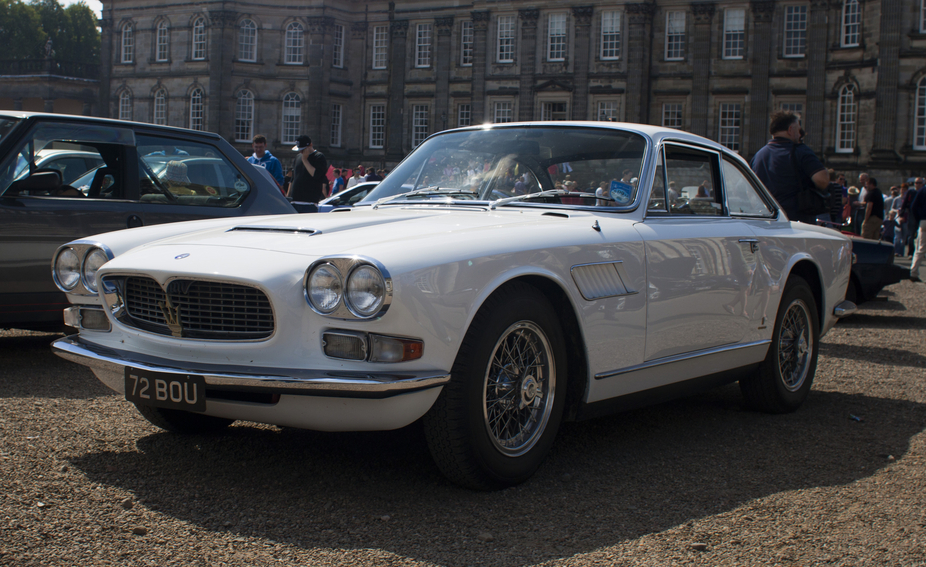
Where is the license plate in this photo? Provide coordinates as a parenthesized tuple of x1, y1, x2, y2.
(124, 368, 206, 412)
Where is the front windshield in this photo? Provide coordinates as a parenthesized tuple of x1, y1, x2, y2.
(361, 126, 647, 207)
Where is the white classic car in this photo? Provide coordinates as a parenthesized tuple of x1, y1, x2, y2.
(51, 122, 855, 489)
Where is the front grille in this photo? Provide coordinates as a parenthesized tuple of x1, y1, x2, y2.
(120, 276, 274, 340)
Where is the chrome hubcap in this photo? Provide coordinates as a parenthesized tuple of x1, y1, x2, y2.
(778, 299, 813, 392)
(483, 321, 555, 457)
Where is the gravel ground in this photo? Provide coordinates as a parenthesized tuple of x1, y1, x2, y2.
(1, 280, 925, 567)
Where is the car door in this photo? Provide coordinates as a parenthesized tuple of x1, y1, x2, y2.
(635, 142, 762, 361)
(0, 121, 141, 329)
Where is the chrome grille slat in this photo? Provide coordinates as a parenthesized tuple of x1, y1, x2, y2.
(120, 276, 274, 340)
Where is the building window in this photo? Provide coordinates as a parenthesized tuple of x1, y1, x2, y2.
(836, 85, 857, 153)
(330, 104, 342, 147)
(412, 105, 429, 147)
(156, 21, 169, 62)
(457, 103, 471, 127)
(548, 13, 567, 61)
(461, 21, 474, 66)
(781, 102, 803, 116)
(285, 23, 304, 64)
(281, 93, 301, 144)
(333, 24, 345, 68)
(153, 89, 167, 125)
(494, 101, 513, 123)
(416, 23, 432, 68)
(373, 25, 388, 69)
(189, 88, 204, 130)
(541, 101, 568, 120)
(784, 6, 807, 58)
(121, 23, 134, 63)
(921, 0, 926, 33)
(597, 101, 620, 121)
(600, 11, 621, 60)
(723, 9, 745, 59)
(118, 91, 132, 121)
(497, 15, 515, 63)
(718, 103, 741, 152)
(234, 91, 254, 143)
(192, 18, 206, 60)
(841, 0, 860, 47)
(238, 19, 257, 62)
(915, 78, 926, 149)
(665, 11, 685, 61)
(662, 103, 684, 128)
(370, 105, 385, 148)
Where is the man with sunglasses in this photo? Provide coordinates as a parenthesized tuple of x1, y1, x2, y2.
(750, 111, 829, 224)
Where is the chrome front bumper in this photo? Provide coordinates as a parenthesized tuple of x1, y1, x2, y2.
(52, 335, 451, 399)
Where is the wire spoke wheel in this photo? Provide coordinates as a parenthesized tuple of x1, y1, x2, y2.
(777, 299, 812, 392)
(483, 321, 555, 457)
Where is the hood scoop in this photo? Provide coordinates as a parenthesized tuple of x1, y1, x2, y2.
(227, 226, 319, 235)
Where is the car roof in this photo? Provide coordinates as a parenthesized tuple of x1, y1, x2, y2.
(0, 111, 225, 142)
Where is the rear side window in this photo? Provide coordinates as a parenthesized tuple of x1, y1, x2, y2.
(722, 158, 775, 217)
(663, 144, 723, 217)
(136, 135, 251, 207)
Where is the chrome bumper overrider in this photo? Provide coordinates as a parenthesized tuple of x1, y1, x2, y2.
(52, 335, 450, 399)
(833, 300, 857, 318)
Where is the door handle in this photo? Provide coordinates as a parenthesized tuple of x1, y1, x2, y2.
(739, 238, 759, 253)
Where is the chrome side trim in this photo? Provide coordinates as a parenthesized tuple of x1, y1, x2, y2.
(595, 340, 772, 380)
(833, 300, 857, 318)
(52, 335, 449, 399)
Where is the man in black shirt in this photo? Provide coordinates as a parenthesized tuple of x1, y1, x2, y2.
(861, 177, 885, 240)
(750, 111, 829, 223)
(287, 135, 328, 204)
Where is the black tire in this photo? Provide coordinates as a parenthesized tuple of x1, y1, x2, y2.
(740, 276, 819, 413)
(845, 276, 860, 305)
(133, 403, 234, 433)
(424, 282, 567, 490)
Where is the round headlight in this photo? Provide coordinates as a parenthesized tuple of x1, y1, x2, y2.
(54, 248, 81, 291)
(307, 263, 342, 313)
(346, 265, 385, 317)
(81, 248, 109, 293)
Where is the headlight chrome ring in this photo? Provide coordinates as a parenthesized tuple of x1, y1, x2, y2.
(303, 256, 392, 320)
(305, 262, 343, 314)
(53, 247, 81, 291)
(345, 264, 386, 318)
(81, 247, 110, 293)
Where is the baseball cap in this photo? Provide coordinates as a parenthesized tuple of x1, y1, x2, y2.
(292, 135, 312, 152)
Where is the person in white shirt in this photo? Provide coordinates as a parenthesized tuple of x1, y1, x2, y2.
(346, 169, 363, 189)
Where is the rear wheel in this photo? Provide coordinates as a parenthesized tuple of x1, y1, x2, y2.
(133, 403, 234, 433)
(424, 283, 567, 490)
(740, 276, 819, 413)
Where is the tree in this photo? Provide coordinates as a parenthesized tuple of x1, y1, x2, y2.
(32, 0, 99, 63)
(0, 0, 46, 59)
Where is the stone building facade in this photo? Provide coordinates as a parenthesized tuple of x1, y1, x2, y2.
(100, 0, 926, 181)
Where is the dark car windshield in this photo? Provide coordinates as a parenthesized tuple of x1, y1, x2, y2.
(361, 126, 647, 208)
(0, 117, 20, 143)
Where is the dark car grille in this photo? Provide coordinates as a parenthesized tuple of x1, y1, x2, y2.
(120, 277, 274, 340)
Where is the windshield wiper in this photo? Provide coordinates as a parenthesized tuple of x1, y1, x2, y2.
(490, 189, 568, 209)
(371, 186, 477, 209)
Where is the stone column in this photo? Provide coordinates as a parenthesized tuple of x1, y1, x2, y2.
(572, 6, 593, 120)
(99, 16, 113, 117)
(435, 16, 454, 132)
(208, 10, 236, 139)
(349, 22, 368, 158)
(386, 19, 408, 160)
(518, 9, 539, 121)
(471, 11, 490, 124)
(690, 3, 715, 137)
(625, 2, 656, 124)
(871, 0, 903, 162)
(307, 16, 335, 153)
(748, 0, 775, 158)
(804, 0, 828, 154)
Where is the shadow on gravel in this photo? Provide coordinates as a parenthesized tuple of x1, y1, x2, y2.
(819, 343, 926, 368)
(70, 386, 926, 566)
(836, 313, 926, 330)
(0, 332, 111, 399)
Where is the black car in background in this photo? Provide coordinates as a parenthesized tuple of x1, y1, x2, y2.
(0, 112, 295, 332)
(846, 235, 909, 304)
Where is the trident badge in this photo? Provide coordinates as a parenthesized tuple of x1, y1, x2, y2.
(159, 297, 183, 337)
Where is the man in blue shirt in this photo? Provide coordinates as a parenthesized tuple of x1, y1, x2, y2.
(750, 111, 829, 224)
(247, 134, 284, 188)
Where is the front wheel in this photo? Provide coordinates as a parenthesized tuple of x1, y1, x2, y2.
(424, 283, 567, 490)
(740, 276, 819, 413)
